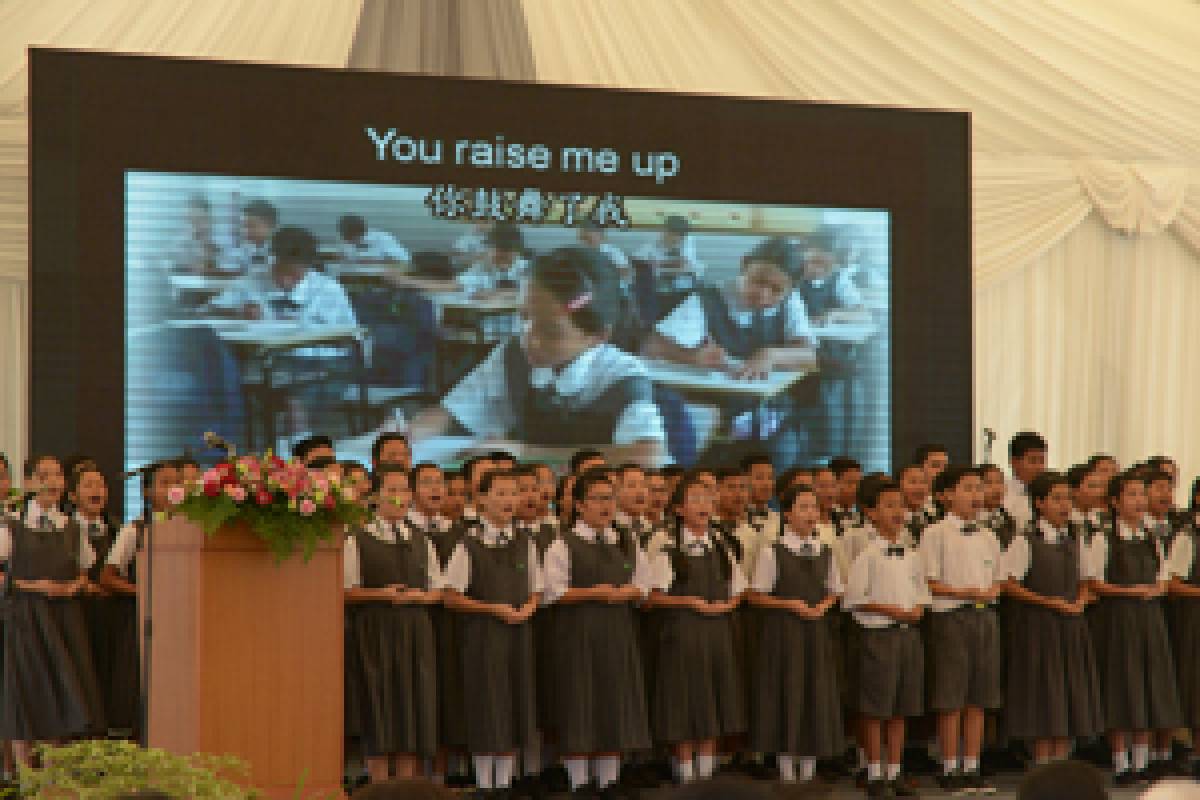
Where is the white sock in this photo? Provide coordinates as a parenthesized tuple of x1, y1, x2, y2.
(696, 753, 716, 779)
(594, 757, 620, 788)
(494, 755, 515, 789)
(867, 762, 883, 781)
(777, 755, 796, 782)
(524, 733, 542, 776)
(565, 758, 589, 790)
(943, 758, 959, 775)
(677, 760, 695, 783)
(799, 757, 817, 782)
(473, 755, 494, 789)
(1113, 750, 1130, 773)
(1035, 755, 1051, 766)
(963, 756, 979, 774)
(887, 763, 902, 781)
(1133, 744, 1149, 771)
(857, 746, 868, 770)
(1153, 748, 1170, 762)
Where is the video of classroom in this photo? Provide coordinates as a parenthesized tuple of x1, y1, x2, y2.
(125, 172, 890, 482)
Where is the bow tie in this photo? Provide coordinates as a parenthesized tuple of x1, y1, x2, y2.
(961, 523, 979, 536)
(796, 540, 818, 555)
(88, 522, 105, 538)
(886, 545, 906, 558)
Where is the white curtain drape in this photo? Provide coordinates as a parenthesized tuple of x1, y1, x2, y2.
(2, 0, 1199, 486)
(0, 0, 364, 475)
(519, 0, 1200, 483)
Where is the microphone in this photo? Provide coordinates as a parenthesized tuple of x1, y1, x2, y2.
(203, 432, 237, 458)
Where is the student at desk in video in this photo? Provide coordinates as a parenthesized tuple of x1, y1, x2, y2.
(225, 199, 279, 282)
(167, 194, 228, 276)
(643, 236, 817, 464)
(210, 226, 357, 330)
(456, 221, 530, 296)
(407, 246, 667, 466)
(631, 215, 705, 323)
(795, 227, 869, 460)
(209, 226, 358, 440)
(336, 215, 411, 266)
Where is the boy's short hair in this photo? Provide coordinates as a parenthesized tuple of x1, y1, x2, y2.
(1009, 431, 1048, 460)
(242, 199, 278, 225)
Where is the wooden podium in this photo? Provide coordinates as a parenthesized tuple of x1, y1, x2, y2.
(140, 518, 344, 798)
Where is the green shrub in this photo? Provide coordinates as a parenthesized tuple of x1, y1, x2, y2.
(16, 740, 259, 799)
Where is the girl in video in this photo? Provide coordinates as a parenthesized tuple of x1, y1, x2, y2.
(408, 246, 667, 466)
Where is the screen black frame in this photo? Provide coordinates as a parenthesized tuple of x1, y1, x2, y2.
(30, 47, 972, 488)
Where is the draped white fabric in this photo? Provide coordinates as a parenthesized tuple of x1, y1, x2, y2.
(520, 0, 1200, 482)
(2, 0, 1199, 485)
(0, 0, 364, 473)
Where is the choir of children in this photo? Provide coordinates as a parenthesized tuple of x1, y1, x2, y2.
(2, 431, 1199, 798)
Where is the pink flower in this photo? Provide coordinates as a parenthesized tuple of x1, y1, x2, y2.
(224, 484, 247, 503)
(202, 468, 222, 485)
(167, 486, 187, 506)
(298, 498, 317, 516)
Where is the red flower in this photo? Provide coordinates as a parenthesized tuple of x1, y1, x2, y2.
(323, 494, 335, 510)
(256, 490, 273, 506)
(203, 481, 221, 498)
(217, 462, 235, 479)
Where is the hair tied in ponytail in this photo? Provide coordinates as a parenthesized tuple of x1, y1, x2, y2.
(565, 292, 592, 312)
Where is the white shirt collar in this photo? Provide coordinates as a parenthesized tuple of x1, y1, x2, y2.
(407, 508, 448, 531)
(529, 343, 603, 395)
(75, 512, 107, 534)
(723, 279, 783, 326)
(1116, 519, 1146, 541)
(25, 499, 66, 529)
(368, 516, 410, 541)
(475, 518, 515, 545)
(573, 520, 619, 544)
(779, 529, 823, 553)
(679, 526, 712, 552)
(1037, 518, 1066, 543)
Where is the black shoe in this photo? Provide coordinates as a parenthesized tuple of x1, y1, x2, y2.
(568, 780, 599, 798)
(853, 768, 868, 789)
(447, 773, 475, 789)
(620, 764, 661, 789)
(1112, 770, 1139, 788)
(541, 765, 570, 793)
(512, 775, 546, 800)
(866, 778, 896, 798)
(889, 776, 918, 797)
(967, 772, 996, 795)
(743, 761, 778, 780)
(935, 770, 965, 793)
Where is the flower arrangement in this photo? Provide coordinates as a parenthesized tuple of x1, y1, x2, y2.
(168, 450, 365, 562)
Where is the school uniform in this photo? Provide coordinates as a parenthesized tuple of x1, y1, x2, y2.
(1001, 519, 1104, 740)
(73, 513, 132, 738)
(431, 517, 472, 752)
(343, 517, 440, 757)
(517, 515, 560, 740)
(654, 282, 816, 444)
(843, 538, 929, 719)
(1003, 478, 1034, 534)
(455, 255, 531, 295)
(103, 517, 148, 738)
(444, 520, 542, 754)
(919, 514, 1004, 712)
(442, 340, 666, 448)
(542, 522, 653, 755)
(0, 517, 105, 739)
(649, 528, 747, 743)
(830, 505, 863, 537)
(980, 507, 1018, 551)
(749, 531, 844, 757)
(1088, 520, 1181, 731)
(1165, 525, 1200, 728)
(338, 229, 410, 264)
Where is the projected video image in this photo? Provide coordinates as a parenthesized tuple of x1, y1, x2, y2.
(125, 172, 890, 476)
